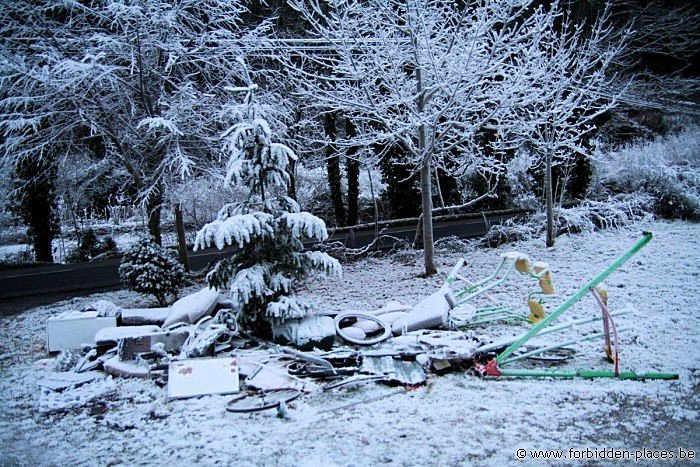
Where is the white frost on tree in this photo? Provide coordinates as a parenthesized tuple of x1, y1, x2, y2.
(283, 0, 571, 275)
(0, 0, 256, 243)
(194, 81, 341, 335)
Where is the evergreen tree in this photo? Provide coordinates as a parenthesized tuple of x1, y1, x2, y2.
(194, 83, 341, 337)
(11, 157, 59, 263)
(119, 236, 185, 306)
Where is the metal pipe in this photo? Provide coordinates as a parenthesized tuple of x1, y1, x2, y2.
(496, 368, 678, 380)
(475, 308, 632, 353)
(496, 232, 653, 364)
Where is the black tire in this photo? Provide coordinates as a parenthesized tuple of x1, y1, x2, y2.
(225, 388, 301, 413)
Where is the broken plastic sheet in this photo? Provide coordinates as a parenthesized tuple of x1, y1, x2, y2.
(167, 357, 239, 400)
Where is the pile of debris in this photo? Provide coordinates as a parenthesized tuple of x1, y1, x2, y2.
(43, 284, 487, 407)
(40, 233, 678, 415)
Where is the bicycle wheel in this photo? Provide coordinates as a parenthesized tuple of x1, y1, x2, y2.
(226, 388, 301, 413)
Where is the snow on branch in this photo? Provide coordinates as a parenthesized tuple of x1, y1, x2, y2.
(266, 296, 311, 320)
(280, 212, 330, 241)
(136, 117, 183, 136)
(194, 212, 274, 251)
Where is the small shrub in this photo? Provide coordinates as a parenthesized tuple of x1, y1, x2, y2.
(595, 126, 700, 219)
(119, 236, 185, 305)
(67, 230, 119, 262)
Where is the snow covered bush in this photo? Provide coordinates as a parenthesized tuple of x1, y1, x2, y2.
(481, 194, 652, 248)
(119, 236, 185, 306)
(194, 84, 341, 337)
(594, 126, 700, 219)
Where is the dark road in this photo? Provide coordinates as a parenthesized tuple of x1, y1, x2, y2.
(0, 211, 519, 304)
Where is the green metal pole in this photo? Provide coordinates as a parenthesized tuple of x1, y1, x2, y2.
(498, 328, 629, 365)
(497, 368, 678, 380)
(496, 232, 653, 365)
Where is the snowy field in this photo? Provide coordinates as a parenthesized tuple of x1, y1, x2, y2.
(0, 219, 698, 466)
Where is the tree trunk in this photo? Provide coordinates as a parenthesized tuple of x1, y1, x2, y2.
(288, 158, 297, 202)
(416, 59, 436, 275)
(367, 168, 379, 238)
(146, 191, 162, 245)
(420, 158, 437, 275)
(545, 150, 555, 248)
(345, 118, 359, 226)
(324, 113, 346, 226)
(11, 156, 58, 263)
(174, 203, 190, 272)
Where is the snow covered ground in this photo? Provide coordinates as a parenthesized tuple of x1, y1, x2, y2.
(1, 219, 698, 466)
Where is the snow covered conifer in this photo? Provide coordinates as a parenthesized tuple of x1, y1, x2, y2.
(194, 82, 341, 337)
(119, 236, 185, 306)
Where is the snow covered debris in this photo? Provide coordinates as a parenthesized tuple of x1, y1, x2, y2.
(0, 220, 698, 465)
(167, 358, 239, 400)
(162, 287, 220, 327)
(46, 311, 117, 353)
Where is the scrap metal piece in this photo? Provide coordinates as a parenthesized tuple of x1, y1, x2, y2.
(180, 324, 231, 358)
(120, 308, 170, 326)
(167, 357, 239, 400)
(37, 371, 101, 391)
(103, 356, 152, 378)
(244, 363, 319, 393)
(117, 328, 191, 360)
(360, 356, 427, 386)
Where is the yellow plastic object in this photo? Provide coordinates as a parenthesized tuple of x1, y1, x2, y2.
(515, 257, 531, 274)
(528, 299, 546, 323)
(534, 263, 556, 295)
(603, 345, 615, 363)
(594, 285, 608, 306)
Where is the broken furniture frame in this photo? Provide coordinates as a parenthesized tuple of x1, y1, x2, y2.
(444, 251, 556, 327)
(476, 232, 678, 380)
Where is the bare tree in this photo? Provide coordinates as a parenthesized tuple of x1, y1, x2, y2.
(509, 5, 626, 247)
(283, 0, 556, 276)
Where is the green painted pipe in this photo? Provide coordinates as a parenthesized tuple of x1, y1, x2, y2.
(497, 368, 679, 380)
(498, 328, 630, 365)
(497, 232, 654, 364)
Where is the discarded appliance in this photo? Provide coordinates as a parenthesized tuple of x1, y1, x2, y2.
(117, 326, 191, 360)
(272, 314, 336, 350)
(168, 357, 239, 400)
(47, 310, 117, 353)
(94, 325, 160, 352)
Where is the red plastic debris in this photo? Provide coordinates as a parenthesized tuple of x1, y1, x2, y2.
(474, 359, 501, 377)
